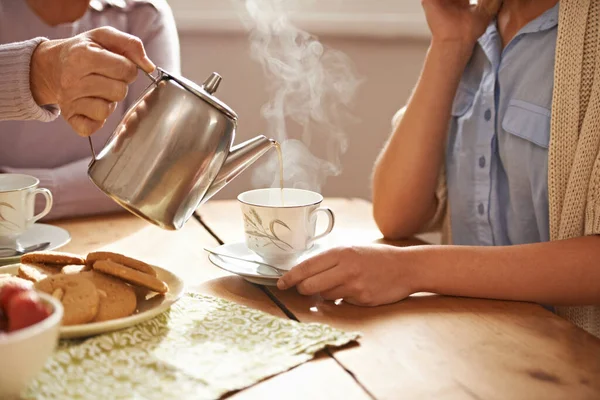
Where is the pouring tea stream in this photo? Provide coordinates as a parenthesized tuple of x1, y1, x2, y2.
(87, 68, 278, 231)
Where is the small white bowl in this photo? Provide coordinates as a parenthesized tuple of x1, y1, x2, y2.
(0, 292, 63, 399)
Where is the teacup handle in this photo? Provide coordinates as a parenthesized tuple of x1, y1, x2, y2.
(308, 207, 335, 245)
(29, 188, 53, 223)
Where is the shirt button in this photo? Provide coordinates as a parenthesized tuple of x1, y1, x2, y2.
(478, 203, 485, 215)
(484, 109, 492, 121)
(479, 156, 486, 168)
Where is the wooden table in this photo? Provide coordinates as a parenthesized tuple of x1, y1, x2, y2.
(53, 198, 600, 400)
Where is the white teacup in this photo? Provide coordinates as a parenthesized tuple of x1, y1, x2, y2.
(238, 188, 335, 270)
(0, 174, 53, 247)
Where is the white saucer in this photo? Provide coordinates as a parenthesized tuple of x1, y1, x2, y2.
(0, 264, 184, 339)
(207, 241, 327, 286)
(0, 224, 70, 266)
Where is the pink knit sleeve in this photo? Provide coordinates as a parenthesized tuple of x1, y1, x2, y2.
(0, 38, 60, 122)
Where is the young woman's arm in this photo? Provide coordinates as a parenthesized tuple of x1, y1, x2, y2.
(277, 236, 600, 307)
(372, 1, 494, 239)
(371, 43, 469, 239)
(418, 236, 600, 306)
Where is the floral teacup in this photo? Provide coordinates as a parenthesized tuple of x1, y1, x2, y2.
(0, 174, 52, 247)
(238, 188, 334, 270)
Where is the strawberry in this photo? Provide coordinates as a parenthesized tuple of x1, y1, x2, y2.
(6, 291, 51, 332)
(0, 282, 30, 312)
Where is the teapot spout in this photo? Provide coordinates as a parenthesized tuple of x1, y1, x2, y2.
(202, 135, 275, 203)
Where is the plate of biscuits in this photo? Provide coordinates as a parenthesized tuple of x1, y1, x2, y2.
(0, 251, 184, 339)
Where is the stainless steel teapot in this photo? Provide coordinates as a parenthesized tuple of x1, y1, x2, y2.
(87, 68, 275, 231)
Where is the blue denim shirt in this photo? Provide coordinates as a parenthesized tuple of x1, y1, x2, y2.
(446, 4, 558, 246)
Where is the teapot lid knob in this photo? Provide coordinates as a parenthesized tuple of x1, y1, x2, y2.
(203, 72, 222, 95)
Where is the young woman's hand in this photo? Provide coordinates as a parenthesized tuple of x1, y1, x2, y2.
(422, 0, 499, 47)
(277, 244, 420, 306)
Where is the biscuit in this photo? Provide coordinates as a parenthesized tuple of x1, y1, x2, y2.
(35, 274, 99, 325)
(79, 271, 137, 322)
(61, 264, 91, 274)
(21, 251, 86, 266)
(93, 260, 168, 294)
(18, 263, 61, 282)
(86, 251, 158, 277)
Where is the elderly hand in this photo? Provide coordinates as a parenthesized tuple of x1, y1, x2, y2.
(29, 27, 155, 136)
(276, 244, 420, 306)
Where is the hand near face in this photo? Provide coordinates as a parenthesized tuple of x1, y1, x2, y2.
(277, 244, 418, 306)
(421, 0, 499, 47)
(29, 27, 155, 137)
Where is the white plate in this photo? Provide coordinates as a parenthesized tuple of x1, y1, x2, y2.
(0, 264, 184, 339)
(0, 224, 71, 266)
(207, 241, 327, 286)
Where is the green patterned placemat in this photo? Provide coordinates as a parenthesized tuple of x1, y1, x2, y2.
(24, 293, 360, 400)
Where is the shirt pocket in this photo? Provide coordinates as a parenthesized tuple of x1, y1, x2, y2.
(501, 99, 551, 148)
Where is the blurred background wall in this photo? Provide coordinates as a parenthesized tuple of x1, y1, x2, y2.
(168, 1, 430, 201)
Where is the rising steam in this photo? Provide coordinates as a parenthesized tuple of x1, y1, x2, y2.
(236, 0, 361, 192)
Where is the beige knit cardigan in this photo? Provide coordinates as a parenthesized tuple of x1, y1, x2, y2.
(422, 0, 600, 337)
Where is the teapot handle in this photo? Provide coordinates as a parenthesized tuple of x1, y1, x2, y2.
(141, 66, 160, 85)
(87, 66, 161, 161)
(88, 137, 96, 160)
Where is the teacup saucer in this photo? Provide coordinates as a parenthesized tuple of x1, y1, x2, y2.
(207, 241, 327, 286)
(0, 223, 70, 266)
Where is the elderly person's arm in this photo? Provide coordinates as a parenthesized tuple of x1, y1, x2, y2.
(0, 38, 60, 122)
(0, 28, 154, 133)
(2, 4, 180, 221)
